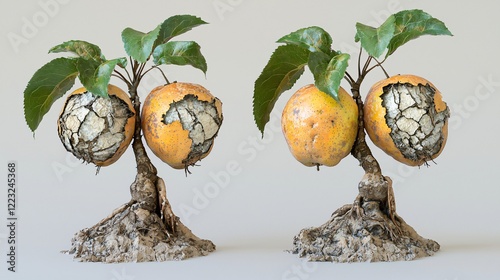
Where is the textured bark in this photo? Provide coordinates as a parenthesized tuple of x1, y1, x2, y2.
(291, 78, 440, 262)
(63, 177, 215, 262)
(63, 85, 215, 262)
(290, 200, 439, 262)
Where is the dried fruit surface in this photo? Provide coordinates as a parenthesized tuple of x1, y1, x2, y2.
(281, 84, 358, 167)
(142, 83, 223, 169)
(364, 75, 449, 166)
(57, 85, 135, 166)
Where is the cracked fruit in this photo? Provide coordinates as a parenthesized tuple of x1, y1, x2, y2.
(281, 84, 358, 168)
(58, 85, 136, 166)
(141, 82, 223, 169)
(364, 74, 450, 166)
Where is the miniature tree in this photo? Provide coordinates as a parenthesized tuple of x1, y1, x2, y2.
(23, 15, 223, 262)
(253, 9, 452, 262)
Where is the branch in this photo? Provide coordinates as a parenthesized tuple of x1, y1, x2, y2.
(362, 56, 373, 76)
(344, 71, 355, 87)
(366, 57, 389, 78)
(141, 66, 171, 84)
(350, 67, 382, 175)
(357, 45, 363, 77)
(113, 70, 132, 88)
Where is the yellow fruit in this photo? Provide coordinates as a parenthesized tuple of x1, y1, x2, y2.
(141, 82, 223, 169)
(364, 74, 450, 166)
(58, 84, 136, 167)
(281, 84, 358, 168)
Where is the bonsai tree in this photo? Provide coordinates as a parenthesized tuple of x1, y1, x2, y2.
(23, 15, 223, 262)
(253, 9, 452, 262)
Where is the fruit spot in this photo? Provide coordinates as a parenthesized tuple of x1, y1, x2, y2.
(161, 94, 222, 166)
(58, 91, 135, 164)
(381, 83, 450, 162)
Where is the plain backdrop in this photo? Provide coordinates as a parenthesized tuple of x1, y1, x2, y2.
(1, 0, 499, 279)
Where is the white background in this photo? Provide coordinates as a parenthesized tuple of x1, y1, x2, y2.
(1, 0, 499, 279)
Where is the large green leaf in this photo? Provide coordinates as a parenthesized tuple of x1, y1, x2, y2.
(153, 41, 207, 74)
(24, 57, 78, 132)
(277, 26, 333, 54)
(122, 25, 162, 63)
(308, 52, 350, 101)
(253, 44, 310, 134)
(77, 58, 125, 97)
(154, 15, 208, 47)
(49, 40, 105, 61)
(355, 15, 396, 58)
(386, 9, 452, 56)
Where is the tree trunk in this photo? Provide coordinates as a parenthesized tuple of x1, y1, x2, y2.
(63, 86, 215, 262)
(290, 81, 440, 262)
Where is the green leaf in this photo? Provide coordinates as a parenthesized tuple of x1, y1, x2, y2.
(253, 44, 310, 134)
(355, 16, 396, 58)
(24, 57, 78, 132)
(115, 57, 128, 68)
(277, 26, 333, 54)
(386, 9, 453, 56)
(77, 58, 123, 97)
(153, 41, 207, 74)
(122, 24, 162, 63)
(308, 52, 350, 101)
(49, 40, 105, 61)
(154, 15, 208, 47)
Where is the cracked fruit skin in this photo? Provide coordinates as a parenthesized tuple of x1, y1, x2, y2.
(141, 82, 223, 169)
(57, 85, 136, 167)
(364, 74, 449, 166)
(281, 84, 358, 167)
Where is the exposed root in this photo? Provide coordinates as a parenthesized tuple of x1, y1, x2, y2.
(156, 177, 177, 235)
(290, 198, 439, 262)
(62, 176, 215, 263)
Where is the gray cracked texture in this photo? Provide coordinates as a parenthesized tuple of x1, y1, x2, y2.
(381, 83, 450, 163)
(65, 202, 215, 262)
(161, 94, 222, 166)
(58, 91, 134, 164)
(291, 202, 440, 262)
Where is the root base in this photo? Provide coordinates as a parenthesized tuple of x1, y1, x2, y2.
(63, 202, 215, 263)
(290, 202, 439, 262)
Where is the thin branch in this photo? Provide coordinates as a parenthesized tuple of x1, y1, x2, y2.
(137, 62, 147, 77)
(362, 56, 373, 76)
(131, 59, 141, 82)
(344, 71, 355, 87)
(357, 45, 363, 77)
(366, 57, 389, 78)
(123, 67, 133, 83)
(112, 70, 132, 88)
(140, 65, 171, 84)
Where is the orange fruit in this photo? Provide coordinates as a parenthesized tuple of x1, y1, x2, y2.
(281, 84, 358, 168)
(364, 74, 450, 166)
(58, 84, 135, 166)
(141, 82, 223, 169)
